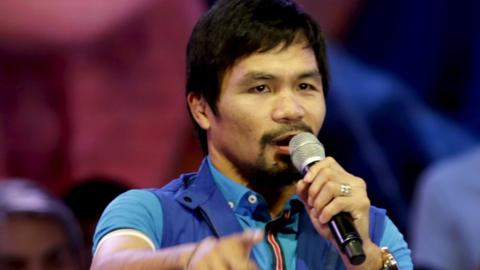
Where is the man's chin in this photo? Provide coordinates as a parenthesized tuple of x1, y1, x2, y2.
(257, 162, 302, 188)
(258, 169, 301, 188)
(235, 150, 301, 188)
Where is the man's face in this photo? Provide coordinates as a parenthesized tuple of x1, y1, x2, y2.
(204, 41, 326, 187)
(0, 216, 81, 270)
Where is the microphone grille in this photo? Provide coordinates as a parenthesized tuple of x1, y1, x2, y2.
(289, 132, 325, 173)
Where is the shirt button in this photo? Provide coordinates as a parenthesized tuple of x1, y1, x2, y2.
(228, 201, 235, 209)
(248, 194, 257, 204)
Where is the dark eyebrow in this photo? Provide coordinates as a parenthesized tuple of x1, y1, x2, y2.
(238, 70, 322, 86)
(238, 71, 277, 85)
(298, 70, 322, 83)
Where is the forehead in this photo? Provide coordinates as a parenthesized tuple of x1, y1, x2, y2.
(223, 41, 319, 85)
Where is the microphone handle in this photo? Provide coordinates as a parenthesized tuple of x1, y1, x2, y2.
(328, 212, 366, 265)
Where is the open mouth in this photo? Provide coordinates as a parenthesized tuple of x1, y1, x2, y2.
(271, 133, 298, 153)
(273, 136, 294, 147)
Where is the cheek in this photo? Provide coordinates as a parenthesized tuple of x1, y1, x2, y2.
(309, 101, 326, 132)
(225, 115, 258, 141)
(219, 103, 262, 136)
(315, 110, 326, 131)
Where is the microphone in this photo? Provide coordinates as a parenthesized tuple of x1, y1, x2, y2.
(289, 132, 366, 265)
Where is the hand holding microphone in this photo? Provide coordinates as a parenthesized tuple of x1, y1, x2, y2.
(289, 132, 371, 266)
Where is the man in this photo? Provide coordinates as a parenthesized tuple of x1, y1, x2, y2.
(410, 146, 480, 269)
(91, 0, 412, 269)
(0, 179, 86, 270)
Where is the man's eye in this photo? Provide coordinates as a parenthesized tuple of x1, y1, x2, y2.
(249, 85, 270, 93)
(298, 83, 316, 91)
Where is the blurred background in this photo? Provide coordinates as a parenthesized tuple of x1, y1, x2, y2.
(0, 0, 479, 268)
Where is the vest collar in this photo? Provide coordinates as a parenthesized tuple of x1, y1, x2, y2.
(174, 158, 244, 238)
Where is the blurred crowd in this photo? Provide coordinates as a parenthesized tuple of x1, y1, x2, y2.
(0, 0, 479, 269)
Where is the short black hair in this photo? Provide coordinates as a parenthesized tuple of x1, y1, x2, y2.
(186, 0, 329, 153)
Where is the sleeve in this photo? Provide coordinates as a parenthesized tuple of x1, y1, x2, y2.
(92, 189, 164, 254)
(379, 216, 413, 270)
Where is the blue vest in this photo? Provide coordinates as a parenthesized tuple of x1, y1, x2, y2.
(151, 159, 386, 270)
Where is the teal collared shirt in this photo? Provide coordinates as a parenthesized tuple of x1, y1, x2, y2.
(208, 157, 300, 270)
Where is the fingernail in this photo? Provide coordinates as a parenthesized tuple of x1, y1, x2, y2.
(296, 179, 304, 187)
(319, 214, 327, 223)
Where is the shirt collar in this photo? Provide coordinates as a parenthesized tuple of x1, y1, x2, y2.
(207, 156, 251, 210)
(206, 156, 302, 216)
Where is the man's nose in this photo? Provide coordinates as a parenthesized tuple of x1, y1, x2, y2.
(271, 91, 305, 123)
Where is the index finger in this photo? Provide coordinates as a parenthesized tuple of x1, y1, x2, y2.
(236, 229, 264, 250)
(304, 156, 345, 183)
(221, 230, 263, 269)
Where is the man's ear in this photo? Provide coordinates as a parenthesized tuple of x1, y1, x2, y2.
(187, 92, 211, 130)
